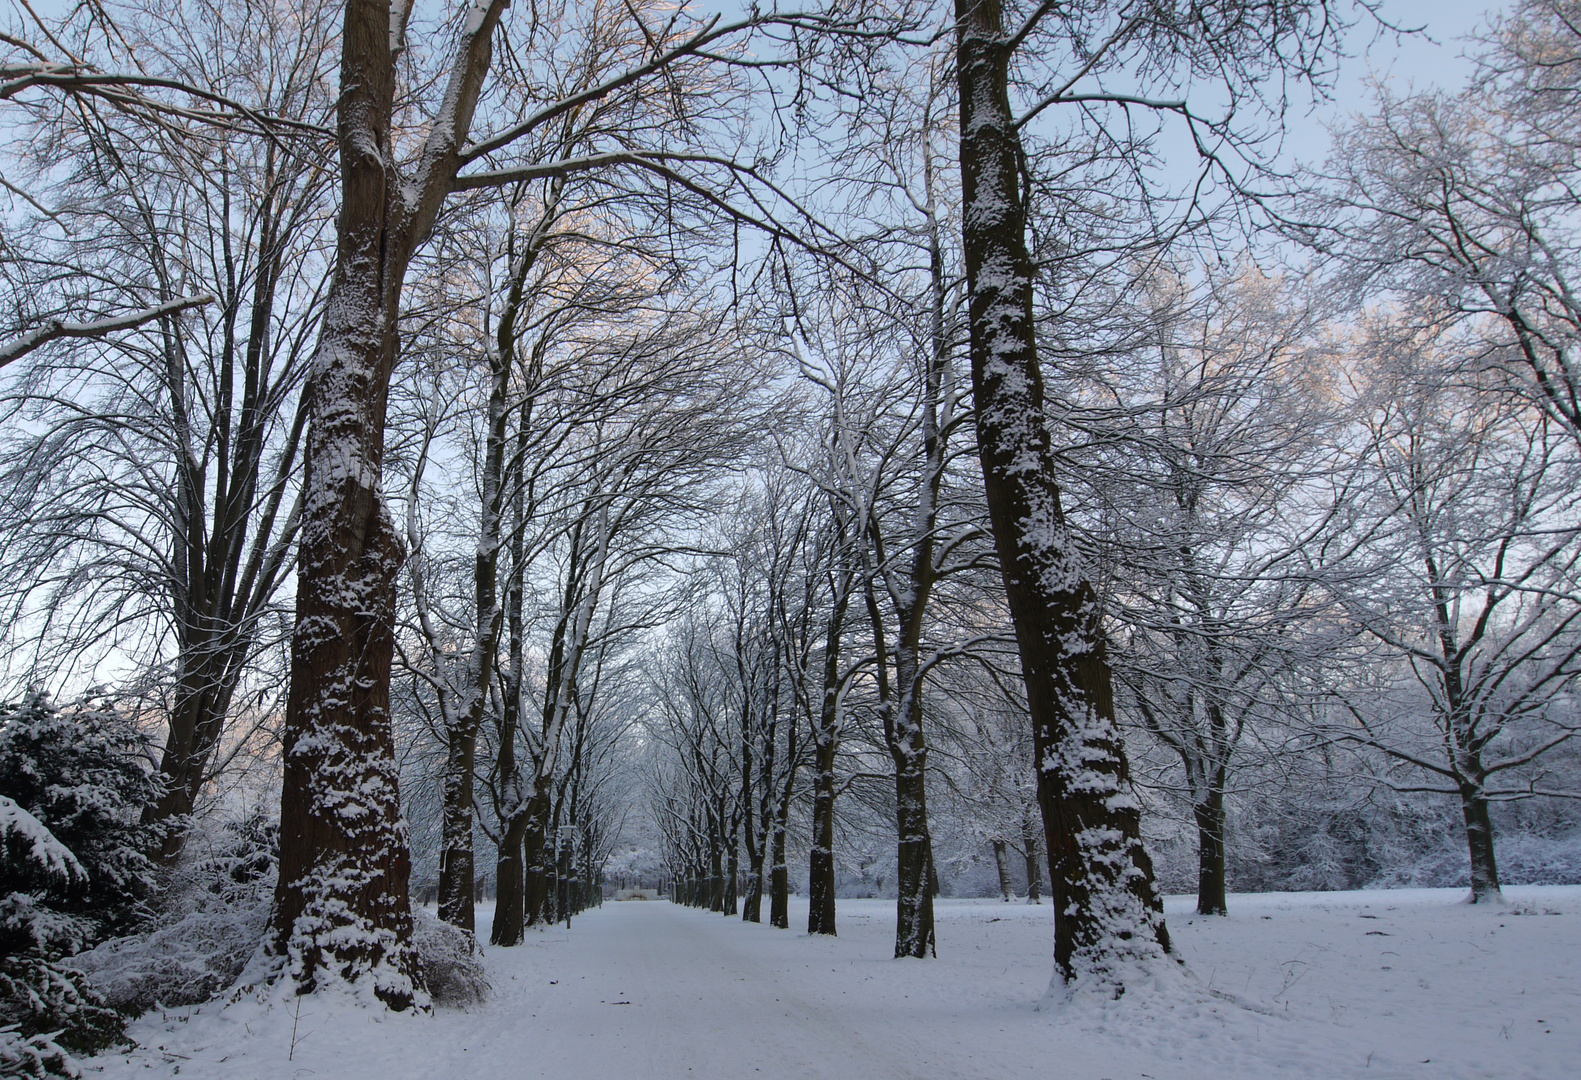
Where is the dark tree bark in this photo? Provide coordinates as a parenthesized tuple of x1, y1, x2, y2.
(1021, 810, 1043, 904)
(740, 711, 763, 923)
(993, 838, 1015, 902)
(1194, 786, 1228, 916)
(1432, 573, 1503, 904)
(272, 0, 515, 1007)
(1461, 776, 1501, 902)
(723, 807, 740, 916)
(857, 179, 954, 960)
(430, 186, 561, 932)
(768, 807, 791, 928)
(954, 0, 1170, 989)
(490, 399, 532, 946)
(124, 150, 312, 862)
(429, 347, 508, 934)
(807, 569, 850, 937)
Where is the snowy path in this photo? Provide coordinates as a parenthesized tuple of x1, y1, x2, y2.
(477, 901, 1036, 1080)
(95, 888, 1581, 1080)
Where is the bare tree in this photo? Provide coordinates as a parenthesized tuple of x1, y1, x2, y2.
(1304, 0, 1581, 451)
(0, 0, 337, 859)
(1325, 319, 1581, 903)
(265, 0, 860, 1003)
(1103, 265, 1335, 916)
(951, 0, 1351, 993)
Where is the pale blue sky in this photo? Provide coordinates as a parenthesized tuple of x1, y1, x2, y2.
(1290, 0, 1501, 165)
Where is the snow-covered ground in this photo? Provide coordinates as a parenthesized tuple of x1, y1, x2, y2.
(91, 886, 1581, 1080)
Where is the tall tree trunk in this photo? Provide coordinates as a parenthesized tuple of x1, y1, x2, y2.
(767, 669, 798, 930)
(769, 811, 790, 929)
(807, 579, 849, 937)
(993, 838, 1015, 902)
(272, 0, 514, 1008)
(954, 0, 1170, 990)
(433, 292, 514, 933)
(490, 400, 531, 946)
(1461, 773, 1502, 903)
(1195, 786, 1228, 916)
(1021, 810, 1043, 904)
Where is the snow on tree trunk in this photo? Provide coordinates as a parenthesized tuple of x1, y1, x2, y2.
(806, 737, 839, 936)
(491, 814, 528, 946)
(807, 581, 848, 937)
(1461, 776, 1502, 904)
(273, 294, 422, 1007)
(993, 838, 1016, 902)
(1022, 811, 1043, 904)
(1195, 788, 1228, 916)
(891, 685, 935, 958)
(769, 818, 791, 929)
(954, 0, 1170, 994)
(273, 0, 515, 1009)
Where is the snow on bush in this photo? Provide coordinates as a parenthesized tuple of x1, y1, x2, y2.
(0, 799, 82, 890)
(0, 696, 161, 1073)
(67, 815, 277, 1014)
(410, 909, 488, 1009)
(0, 1025, 78, 1080)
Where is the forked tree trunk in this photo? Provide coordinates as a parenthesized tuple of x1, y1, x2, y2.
(954, 0, 1170, 990)
(272, 0, 515, 1009)
(146, 180, 305, 864)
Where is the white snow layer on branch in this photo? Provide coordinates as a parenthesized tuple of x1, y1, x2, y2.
(0, 294, 215, 371)
(0, 793, 83, 885)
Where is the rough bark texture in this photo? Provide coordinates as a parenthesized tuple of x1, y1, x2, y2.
(891, 740, 935, 956)
(993, 838, 1016, 902)
(1461, 779, 1502, 902)
(1194, 790, 1228, 916)
(806, 583, 848, 937)
(954, 0, 1170, 990)
(1021, 811, 1043, 904)
(273, 0, 512, 1008)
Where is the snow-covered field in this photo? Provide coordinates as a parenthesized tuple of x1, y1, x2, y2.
(91, 887, 1581, 1080)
